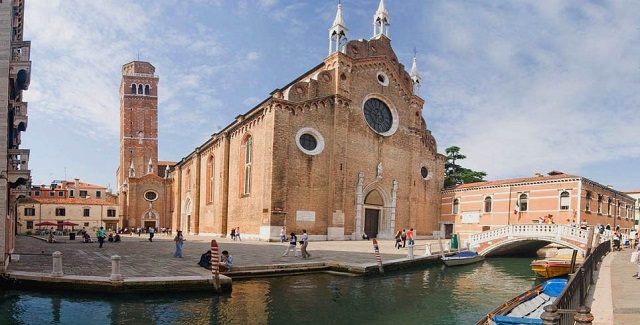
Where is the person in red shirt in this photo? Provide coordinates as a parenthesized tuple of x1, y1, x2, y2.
(407, 228, 415, 246)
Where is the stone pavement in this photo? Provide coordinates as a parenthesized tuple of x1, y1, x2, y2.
(588, 248, 640, 325)
(7, 234, 440, 278)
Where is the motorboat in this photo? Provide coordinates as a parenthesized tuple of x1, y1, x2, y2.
(477, 278, 567, 325)
(530, 249, 583, 278)
(441, 251, 484, 266)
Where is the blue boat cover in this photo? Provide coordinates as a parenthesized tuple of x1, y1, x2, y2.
(452, 251, 478, 257)
(542, 278, 567, 297)
(493, 315, 542, 324)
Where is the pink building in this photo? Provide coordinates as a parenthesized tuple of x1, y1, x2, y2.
(441, 171, 636, 241)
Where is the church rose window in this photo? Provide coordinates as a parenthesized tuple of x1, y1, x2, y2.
(299, 133, 317, 151)
(364, 98, 392, 134)
(144, 190, 158, 201)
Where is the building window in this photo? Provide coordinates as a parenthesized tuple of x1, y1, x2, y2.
(24, 207, 35, 216)
(363, 98, 393, 134)
(84, 222, 90, 227)
(144, 191, 158, 201)
(295, 128, 325, 155)
(607, 198, 612, 216)
(83, 208, 90, 217)
(49, 191, 55, 197)
(69, 190, 74, 197)
(585, 191, 591, 212)
(243, 136, 252, 195)
(138, 84, 143, 95)
(560, 191, 570, 210)
(519, 194, 528, 212)
(207, 156, 215, 203)
(26, 221, 33, 229)
(452, 198, 459, 215)
(96, 191, 101, 198)
(299, 134, 317, 151)
(617, 202, 621, 217)
(145, 84, 150, 95)
(34, 190, 40, 196)
(80, 190, 88, 198)
(484, 196, 492, 213)
(131, 84, 137, 94)
(107, 209, 116, 217)
(58, 191, 64, 197)
(597, 194, 603, 214)
(55, 208, 66, 216)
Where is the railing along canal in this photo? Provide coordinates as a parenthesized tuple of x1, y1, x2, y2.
(542, 240, 610, 325)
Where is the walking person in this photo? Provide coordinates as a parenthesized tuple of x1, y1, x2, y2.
(282, 232, 298, 257)
(394, 230, 402, 249)
(174, 230, 185, 258)
(280, 226, 286, 243)
(97, 226, 105, 248)
(235, 227, 242, 241)
(148, 226, 155, 242)
(401, 229, 407, 248)
(407, 228, 415, 246)
(230, 227, 236, 240)
(634, 241, 640, 278)
(300, 229, 311, 258)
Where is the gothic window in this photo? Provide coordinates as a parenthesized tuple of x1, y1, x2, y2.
(484, 196, 492, 213)
(243, 136, 252, 195)
(131, 84, 137, 94)
(145, 85, 150, 95)
(559, 191, 570, 210)
(138, 84, 143, 95)
(519, 194, 528, 212)
(585, 191, 591, 212)
(452, 198, 459, 215)
(207, 156, 214, 203)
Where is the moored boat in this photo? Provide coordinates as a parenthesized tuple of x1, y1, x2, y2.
(477, 278, 567, 325)
(441, 251, 484, 266)
(530, 259, 582, 278)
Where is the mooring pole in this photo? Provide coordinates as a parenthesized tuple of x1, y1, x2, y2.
(211, 240, 220, 292)
(372, 239, 384, 275)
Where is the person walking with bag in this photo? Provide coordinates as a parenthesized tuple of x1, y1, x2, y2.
(300, 229, 311, 258)
(282, 232, 298, 257)
(174, 230, 185, 258)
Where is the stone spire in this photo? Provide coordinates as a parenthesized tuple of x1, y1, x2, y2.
(329, 3, 348, 54)
(410, 55, 421, 95)
(373, 0, 390, 38)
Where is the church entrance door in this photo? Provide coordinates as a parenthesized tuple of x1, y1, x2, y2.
(144, 221, 156, 230)
(364, 209, 380, 238)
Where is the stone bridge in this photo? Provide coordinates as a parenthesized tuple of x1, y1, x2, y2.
(467, 224, 591, 256)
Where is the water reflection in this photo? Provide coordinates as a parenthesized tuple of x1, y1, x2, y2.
(0, 257, 538, 325)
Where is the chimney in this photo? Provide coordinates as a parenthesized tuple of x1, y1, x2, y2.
(74, 178, 79, 197)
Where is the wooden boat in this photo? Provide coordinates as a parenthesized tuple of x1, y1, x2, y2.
(441, 251, 484, 266)
(477, 278, 567, 325)
(530, 249, 583, 278)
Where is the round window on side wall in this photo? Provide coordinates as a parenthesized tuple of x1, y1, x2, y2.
(295, 127, 325, 155)
(144, 190, 158, 202)
(420, 162, 433, 181)
(376, 71, 389, 86)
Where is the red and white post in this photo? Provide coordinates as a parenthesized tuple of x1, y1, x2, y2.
(372, 239, 384, 275)
(211, 240, 220, 292)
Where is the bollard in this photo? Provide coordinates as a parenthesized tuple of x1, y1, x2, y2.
(372, 239, 384, 275)
(438, 236, 445, 258)
(110, 255, 124, 281)
(51, 251, 64, 277)
(540, 305, 560, 325)
(211, 240, 220, 292)
(407, 244, 414, 259)
(424, 243, 432, 256)
(574, 306, 594, 324)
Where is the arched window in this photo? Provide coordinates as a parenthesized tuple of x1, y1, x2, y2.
(206, 156, 214, 203)
(243, 136, 252, 195)
(364, 190, 384, 206)
(559, 191, 570, 210)
(617, 201, 621, 217)
(131, 84, 137, 94)
(452, 198, 459, 215)
(145, 84, 150, 95)
(519, 194, 528, 212)
(585, 191, 592, 211)
(607, 198, 612, 215)
(484, 196, 492, 213)
(597, 194, 603, 214)
(138, 84, 143, 95)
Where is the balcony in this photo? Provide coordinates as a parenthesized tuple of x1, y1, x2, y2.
(10, 41, 31, 91)
(7, 148, 30, 187)
(13, 101, 27, 131)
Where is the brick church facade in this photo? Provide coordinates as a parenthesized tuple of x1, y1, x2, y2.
(170, 2, 446, 240)
(116, 62, 172, 231)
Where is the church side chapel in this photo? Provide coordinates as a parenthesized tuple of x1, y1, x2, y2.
(171, 1, 446, 240)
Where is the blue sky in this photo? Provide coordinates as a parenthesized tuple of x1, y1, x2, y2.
(23, 0, 640, 191)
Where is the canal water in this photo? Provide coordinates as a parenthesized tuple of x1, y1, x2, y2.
(0, 257, 540, 324)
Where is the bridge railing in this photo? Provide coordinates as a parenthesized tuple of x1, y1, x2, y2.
(468, 224, 589, 248)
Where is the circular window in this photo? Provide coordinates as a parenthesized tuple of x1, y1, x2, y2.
(421, 167, 429, 179)
(376, 71, 389, 86)
(295, 127, 325, 155)
(364, 98, 393, 134)
(299, 133, 317, 151)
(144, 190, 158, 201)
(420, 162, 433, 181)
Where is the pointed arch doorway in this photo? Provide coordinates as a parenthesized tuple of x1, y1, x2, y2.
(364, 190, 384, 238)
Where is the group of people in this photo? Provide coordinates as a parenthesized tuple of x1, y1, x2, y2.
(229, 227, 242, 241)
(394, 228, 414, 249)
(282, 228, 310, 258)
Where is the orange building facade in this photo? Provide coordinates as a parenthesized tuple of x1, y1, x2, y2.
(441, 171, 636, 242)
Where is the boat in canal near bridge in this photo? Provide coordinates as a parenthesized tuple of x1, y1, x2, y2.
(441, 251, 485, 266)
(476, 278, 567, 325)
(530, 248, 583, 278)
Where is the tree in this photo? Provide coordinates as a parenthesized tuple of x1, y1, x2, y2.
(444, 146, 487, 187)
